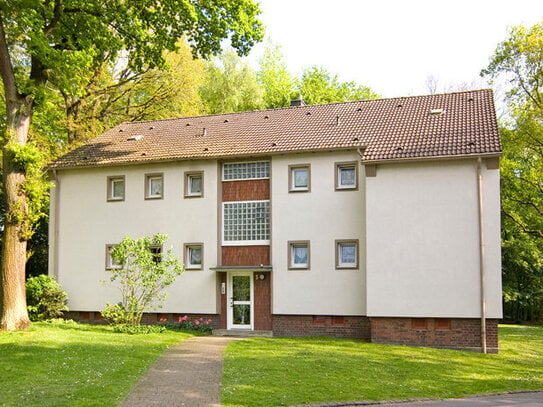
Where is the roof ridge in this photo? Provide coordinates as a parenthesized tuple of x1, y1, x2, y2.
(117, 89, 493, 126)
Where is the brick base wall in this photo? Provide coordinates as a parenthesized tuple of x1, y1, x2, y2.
(273, 315, 371, 339)
(64, 311, 221, 329)
(370, 317, 499, 352)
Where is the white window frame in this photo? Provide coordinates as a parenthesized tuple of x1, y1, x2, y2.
(336, 240, 359, 269)
(289, 164, 311, 192)
(288, 241, 310, 270)
(185, 171, 204, 198)
(184, 243, 203, 270)
(107, 176, 125, 201)
(105, 244, 122, 270)
(145, 173, 163, 199)
(222, 200, 270, 246)
(335, 162, 358, 190)
(222, 161, 270, 181)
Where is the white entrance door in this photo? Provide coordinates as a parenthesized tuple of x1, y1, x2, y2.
(227, 272, 253, 330)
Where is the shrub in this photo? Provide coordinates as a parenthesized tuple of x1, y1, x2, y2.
(26, 275, 68, 321)
(160, 315, 213, 333)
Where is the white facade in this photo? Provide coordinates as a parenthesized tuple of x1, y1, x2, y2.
(49, 153, 502, 320)
(365, 159, 502, 319)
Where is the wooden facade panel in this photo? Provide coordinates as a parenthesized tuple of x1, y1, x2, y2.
(221, 246, 270, 266)
(222, 179, 270, 202)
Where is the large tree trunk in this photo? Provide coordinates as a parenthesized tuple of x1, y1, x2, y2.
(0, 96, 32, 330)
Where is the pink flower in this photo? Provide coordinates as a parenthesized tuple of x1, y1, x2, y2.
(159, 317, 167, 322)
(178, 315, 188, 323)
(194, 320, 200, 325)
(206, 319, 212, 324)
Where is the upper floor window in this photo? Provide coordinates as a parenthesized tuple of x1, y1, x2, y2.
(145, 173, 163, 199)
(223, 200, 270, 245)
(289, 164, 310, 192)
(107, 176, 125, 201)
(150, 245, 162, 264)
(185, 171, 203, 198)
(335, 162, 358, 190)
(223, 161, 270, 181)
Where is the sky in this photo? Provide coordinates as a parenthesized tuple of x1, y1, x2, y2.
(246, 0, 543, 98)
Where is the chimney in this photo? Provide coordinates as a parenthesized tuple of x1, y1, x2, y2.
(290, 97, 305, 107)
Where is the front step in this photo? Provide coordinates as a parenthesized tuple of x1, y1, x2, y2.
(212, 329, 273, 337)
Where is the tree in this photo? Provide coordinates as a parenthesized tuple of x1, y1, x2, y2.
(200, 50, 265, 114)
(482, 22, 543, 321)
(257, 43, 295, 108)
(298, 66, 379, 105)
(0, 0, 263, 330)
(102, 234, 183, 327)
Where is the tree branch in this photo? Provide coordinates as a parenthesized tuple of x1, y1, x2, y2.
(44, 0, 63, 36)
(0, 13, 18, 104)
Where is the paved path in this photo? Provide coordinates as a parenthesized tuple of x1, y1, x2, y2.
(119, 336, 240, 407)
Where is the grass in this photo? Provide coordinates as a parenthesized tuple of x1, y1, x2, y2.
(0, 320, 194, 407)
(221, 325, 543, 407)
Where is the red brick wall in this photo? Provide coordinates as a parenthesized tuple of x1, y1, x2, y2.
(370, 317, 499, 352)
(222, 246, 270, 266)
(273, 315, 371, 339)
(254, 272, 272, 330)
(219, 273, 227, 329)
(222, 179, 270, 201)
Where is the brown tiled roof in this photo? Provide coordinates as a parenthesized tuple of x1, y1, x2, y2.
(49, 89, 501, 169)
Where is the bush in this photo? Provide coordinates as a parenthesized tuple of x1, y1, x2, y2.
(26, 275, 68, 321)
(160, 315, 213, 333)
(112, 324, 166, 334)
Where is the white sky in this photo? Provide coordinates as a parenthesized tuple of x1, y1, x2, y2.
(246, 0, 543, 98)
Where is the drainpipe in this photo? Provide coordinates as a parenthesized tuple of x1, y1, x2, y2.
(476, 158, 487, 354)
(51, 170, 60, 280)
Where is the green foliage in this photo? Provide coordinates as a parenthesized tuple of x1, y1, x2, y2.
(102, 234, 183, 327)
(482, 22, 543, 321)
(25, 275, 68, 321)
(112, 324, 166, 334)
(0, 321, 193, 406)
(200, 50, 265, 114)
(160, 315, 213, 333)
(257, 43, 295, 108)
(222, 325, 543, 407)
(298, 66, 380, 105)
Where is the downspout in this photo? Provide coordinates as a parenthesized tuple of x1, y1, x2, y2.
(476, 158, 487, 354)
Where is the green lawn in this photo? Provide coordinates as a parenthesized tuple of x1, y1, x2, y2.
(0, 320, 193, 407)
(221, 325, 543, 407)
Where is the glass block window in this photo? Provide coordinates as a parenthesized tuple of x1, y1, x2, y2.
(223, 161, 270, 181)
(223, 200, 270, 243)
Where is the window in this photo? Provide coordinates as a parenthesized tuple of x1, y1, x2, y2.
(336, 240, 359, 269)
(335, 162, 358, 190)
(223, 161, 270, 181)
(223, 200, 270, 244)
(105, 244, 122, 269)
(289, 164, 310, 192)
(145, 173, 163, 199)
(185, 171, 203, 198)
(184, 243, 203, 270)
(288, 241, 310, 269)
(107, 176, 125, 201)
(150, 245, 162, 263)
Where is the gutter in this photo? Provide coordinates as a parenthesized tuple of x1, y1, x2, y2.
(476, 157, 487, 354)
(50, 170, 60, 280)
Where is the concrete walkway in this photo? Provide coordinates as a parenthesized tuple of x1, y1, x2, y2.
(119, 336, 240, 407)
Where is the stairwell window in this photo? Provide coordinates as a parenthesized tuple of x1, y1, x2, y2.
(335, 162, 358, 190)
(223, 161, 270, 181)
(223, 200, 270, 245)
